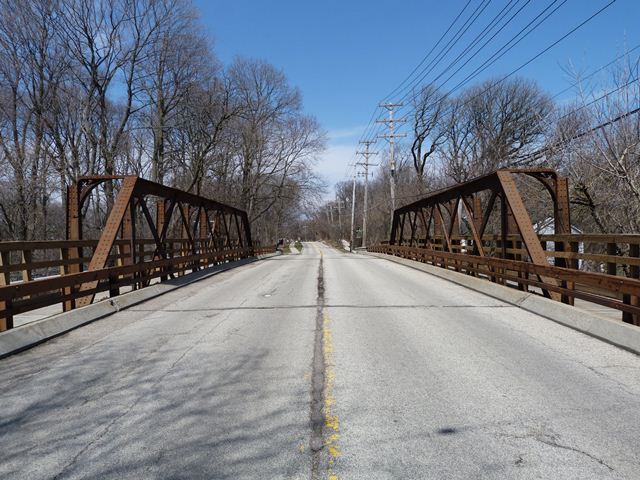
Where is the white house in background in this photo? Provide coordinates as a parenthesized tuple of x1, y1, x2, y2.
(534, 217, 584, 269)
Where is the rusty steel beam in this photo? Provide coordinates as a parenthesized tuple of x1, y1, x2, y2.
(393, 168, 556, 217)
(460, 196, 485, 257)
(75, 177, 138, 307)
(0, 251, 11, 329)
(497, 171, 560, 299)
(64, 183, 82, 311)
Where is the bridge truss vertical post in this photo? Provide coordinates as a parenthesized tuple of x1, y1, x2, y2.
(64, 184, 82, 311)
(555, 176, 574, 304)
(625, 243, 640, 325)
(0, 251, 12, 330)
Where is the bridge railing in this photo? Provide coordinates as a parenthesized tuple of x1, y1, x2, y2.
(0, 242, 276, 331)
(413, 233, 640, 277)
(0, 246, 265, 330)
(368, 243, 640, 326)
(0, 238, 254, 284)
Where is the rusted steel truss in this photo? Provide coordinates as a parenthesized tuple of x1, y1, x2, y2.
(390, 169, 570, 300)
(66, 176, 253, 308)
(380, 168, 639, 325)
(0, 175, 270, 332)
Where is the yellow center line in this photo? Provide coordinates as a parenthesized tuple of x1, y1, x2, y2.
(323, 312, 341, 478)
(312, 244, 341, 479)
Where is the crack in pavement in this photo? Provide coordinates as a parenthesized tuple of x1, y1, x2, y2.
(498, 432, 615, 472)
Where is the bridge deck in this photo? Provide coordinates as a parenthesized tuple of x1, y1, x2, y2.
(1, 242, 639, 479)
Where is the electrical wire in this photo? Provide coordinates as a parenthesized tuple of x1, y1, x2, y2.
(358, 0, 495, 145)
(513, 86, 640, 165)
(382, 0, 473, 102)
(369, 0, 570, 141)
(371, 0, 617, 145)
(363, 0, 558, 143)
(396, 0, 533, 109)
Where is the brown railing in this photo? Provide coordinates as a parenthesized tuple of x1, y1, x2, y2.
(416, 233, 640, 277)
(0, 238, 268, 284)
(368, 243, 640, 326)
(0, 242, 275, 331)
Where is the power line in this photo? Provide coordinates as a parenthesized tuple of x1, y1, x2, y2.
(370, 0, 570, 141)
(363, 0, 536, 142)
(382, 0, 473, 102)
(436, 0, 567, 100)
(362, 0, 544, 142)
(514, 104, 640, 166)
(502, 50, 640, 165)
(345, 0, 619, 216)
(402, 41, 640, 167)
(359, 0, 494, 145)
(398, 0, 533, 106)
(356, 0, 527, 174)
(383, 0, 495, 105)
(369, 0, 618, 145)
(541, 72, 640, 131)
(550, 43, 640, 103)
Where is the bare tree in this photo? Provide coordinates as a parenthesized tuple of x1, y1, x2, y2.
(0, 0, 67, 239)
(466, 77, 552, 169)
(411, 84, 447, 183)
(440, 97, 477, 183)
(227, 58, 302, 215)
(171, 76, 237, 195)
(139, 0, 210, 184)
(59, 0, 160, 203)
(551, 55, 640, 233)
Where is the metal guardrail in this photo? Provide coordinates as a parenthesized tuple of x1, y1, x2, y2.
(368, 244, 640, 326)
(390, 169, 573, 302)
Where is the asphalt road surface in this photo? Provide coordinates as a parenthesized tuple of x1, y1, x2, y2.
(1, 242, 639, 479)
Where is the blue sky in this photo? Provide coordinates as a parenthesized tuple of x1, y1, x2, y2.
(194, 0, 640, 191)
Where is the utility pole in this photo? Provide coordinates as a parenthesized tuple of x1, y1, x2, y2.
(356, 140, 378, 248)
(377, 103, 406, 232)
(350, 171, 356, 252)
(334, 198, 345, 233)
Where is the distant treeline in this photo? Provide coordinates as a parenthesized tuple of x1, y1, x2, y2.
(0, 0, 325, 243)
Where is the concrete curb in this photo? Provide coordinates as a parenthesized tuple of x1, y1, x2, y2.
(0, 252, 281, 358)
(367, 252, 640, 355)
